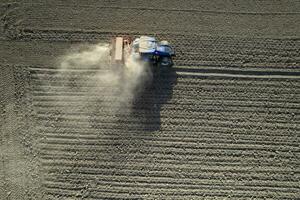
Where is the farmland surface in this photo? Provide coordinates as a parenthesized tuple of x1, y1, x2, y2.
(0, 0, 299, 199)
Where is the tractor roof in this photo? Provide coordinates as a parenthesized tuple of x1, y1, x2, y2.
(138, 36, 157, 53)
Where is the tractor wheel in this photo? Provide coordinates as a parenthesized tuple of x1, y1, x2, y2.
(158, 57, 173, 70)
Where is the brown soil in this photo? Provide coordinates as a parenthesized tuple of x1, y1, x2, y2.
(1, 0, 299, 199)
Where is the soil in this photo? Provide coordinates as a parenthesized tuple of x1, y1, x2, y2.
(0, 0, 299, 199)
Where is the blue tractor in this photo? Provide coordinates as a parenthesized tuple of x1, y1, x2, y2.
(112, 36, 175, 68)
(132, 36, 176, 68)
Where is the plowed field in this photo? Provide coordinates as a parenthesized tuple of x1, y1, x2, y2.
(1, 0, 299, 199)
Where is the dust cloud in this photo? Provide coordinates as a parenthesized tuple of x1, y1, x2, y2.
(53, 43, 152, 121)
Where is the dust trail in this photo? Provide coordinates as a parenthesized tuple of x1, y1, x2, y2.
(53, 43, 152, 123)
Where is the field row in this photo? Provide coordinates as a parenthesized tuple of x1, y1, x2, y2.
(39, 129, 297, 147)
(39, 135, 299, 153)
(41, 171, 299, 192)
(40, 153, 298, 173)
(17, 0, 300, 39)
(59, 32, 298, 69)
(23, 0, 300, 13)
(31, 86, 299, 99)
(33, 99, 300, 113)
(30, 75, 300, 87)
(37, 127, 297, 147)
(12, 29, 299, 69)
(39, 152, 298, 174)
(1, 37, 299, 73)
(36, 120, 299, 139)
(29, 69, 299, 91)
(32, 94, 300, 111)
(43, 185, 298, 200)
(30, 78, 300, 92)
(35, 113, 299, 133)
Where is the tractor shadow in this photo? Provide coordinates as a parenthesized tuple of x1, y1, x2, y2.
(91, 67, 177, 166)
(128, 67, 177, 132)
(103, 67, 177, 164)
(90, 68, 177, 164)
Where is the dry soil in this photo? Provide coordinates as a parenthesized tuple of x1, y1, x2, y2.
(0, 0, 299, 199)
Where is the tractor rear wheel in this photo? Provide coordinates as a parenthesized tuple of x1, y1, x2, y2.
(158, 57, 173, 69)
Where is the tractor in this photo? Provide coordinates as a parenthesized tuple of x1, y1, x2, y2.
(111, 36, 175, 69)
